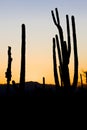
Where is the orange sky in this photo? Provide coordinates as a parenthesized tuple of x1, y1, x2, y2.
(0, 0, 87, 85)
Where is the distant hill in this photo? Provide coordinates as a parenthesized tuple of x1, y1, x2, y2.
(0, 81, 87, 96)
(0, 81, 55, 96)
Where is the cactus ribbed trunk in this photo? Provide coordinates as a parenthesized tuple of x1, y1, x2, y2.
(19, 24, 26, 91)
(66, 15, 71, 59)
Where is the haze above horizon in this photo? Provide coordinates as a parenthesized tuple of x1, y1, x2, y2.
(0, 0, 87, 85)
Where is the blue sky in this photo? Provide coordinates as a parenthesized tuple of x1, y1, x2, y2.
(0, 0, 87, 84)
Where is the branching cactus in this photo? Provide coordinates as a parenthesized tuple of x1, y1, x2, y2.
(5, 46, 12, 93)
(51, 8, 78, 88)
(19, 24, 26, 92)
(51, 8, 71, 87)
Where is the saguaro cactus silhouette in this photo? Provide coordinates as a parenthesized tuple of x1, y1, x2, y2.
(51, 8, 71, 87)
(42, 77, 46, 88)
(5, 46, 12, 93)
(19, 24, 26, 92)
(51, 8, 78, 88)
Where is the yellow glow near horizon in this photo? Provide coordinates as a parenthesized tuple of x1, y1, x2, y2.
(0, 0, 87, 86)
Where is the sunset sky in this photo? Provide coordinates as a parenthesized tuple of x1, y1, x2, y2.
(0, 0, 87, 85)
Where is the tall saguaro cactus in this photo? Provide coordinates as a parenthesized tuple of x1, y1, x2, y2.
(19, 24, 26, 91)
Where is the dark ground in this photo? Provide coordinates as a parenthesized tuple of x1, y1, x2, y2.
(0, 81, 87, 97)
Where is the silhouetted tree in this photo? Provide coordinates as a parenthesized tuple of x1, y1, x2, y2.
(19, 24, 26, 94)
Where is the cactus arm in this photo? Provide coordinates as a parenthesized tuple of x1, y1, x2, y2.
(53, 38, 60, 87)
(59, 66, 63, 87)
(66, 15, 71, 60)
(51, 8, 64, 43)
(51, 8, 65, 64)
(51, 8, 60, 26)
(51, 10, 58, 26)
(55, 34, 63, 66)
(71, 16, 78, 87)
(55, 35, 65, 86)
(55, 8, 60, 25)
